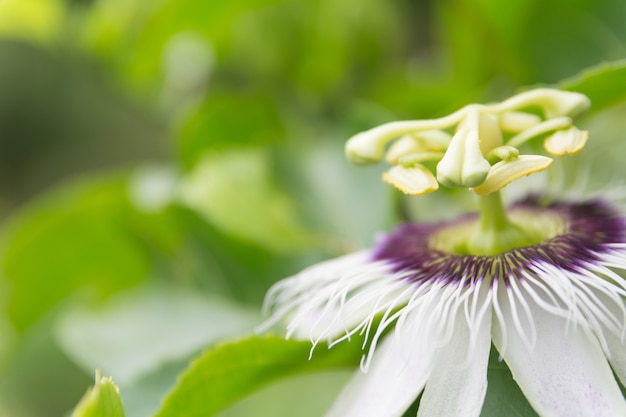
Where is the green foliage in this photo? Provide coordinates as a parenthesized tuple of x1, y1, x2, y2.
(55, 287, 260, 385)
(1, 176, 150, 332)
(179, 149, 316, 253)
(1, 0, 626, 416)
(0, 0, 65, 44)
(178, 93, 285, 169)
(561, 60, 626, 112)
(153, 336, 361, 417)
(481, 348, 539, 417)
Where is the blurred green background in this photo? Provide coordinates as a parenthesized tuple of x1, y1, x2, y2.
(1, 0, 626, 416)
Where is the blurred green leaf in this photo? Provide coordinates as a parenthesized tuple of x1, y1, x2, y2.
(116, 356, 193, 417)
(125, 0, 280, 88)
(80, 0, 155, 63)
(480, 347, 539, 417)
(171, 206, 306, 305)
(153, 335, 361, 417)
(560, 59, 626, 112)
(287, 139, 394, 249)
(0, 0, 65, 44)
(217, 370, 352, 417)
(179, 148, 315, 253)
(225, 0, 400, 99)
(0, 176, 150, 331)
(55, 286, 259, 384)
(0, 317, 93, 417)
(517, 0, 626, 84)
(178, 93, 285, 169)
(71, 371, 125, 417)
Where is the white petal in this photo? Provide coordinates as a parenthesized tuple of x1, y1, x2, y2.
(417, 304, 492, 417)
(591, 289, 626, 387)
(604, 331, 626, 388)
(325, 313, 434, 417)
(493, 291, 626, 417)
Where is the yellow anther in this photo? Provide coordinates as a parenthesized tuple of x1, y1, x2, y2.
(382, 164, 439, 195)
(345, 131, 387, 165)
(543, 127, 588, 156)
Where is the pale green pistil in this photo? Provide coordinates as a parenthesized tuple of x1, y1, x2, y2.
(430, 193, 565, 256)
(468, 192, 539, 255)
(343, 88, 588, 255)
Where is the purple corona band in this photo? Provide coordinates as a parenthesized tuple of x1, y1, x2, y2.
(372, 197, 626, 286)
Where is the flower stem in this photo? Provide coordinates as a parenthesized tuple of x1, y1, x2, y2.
(467, 191, 537, 255)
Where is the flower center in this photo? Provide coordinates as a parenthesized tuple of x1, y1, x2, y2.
(429, 203, 566, 256)
(372, 197, 626, 285)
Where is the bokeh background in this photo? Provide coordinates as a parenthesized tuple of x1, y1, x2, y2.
(1, 0, 626, 416)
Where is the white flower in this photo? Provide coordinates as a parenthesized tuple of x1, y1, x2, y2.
(262, 196, 626, 417)
(261, 89, 626, 416)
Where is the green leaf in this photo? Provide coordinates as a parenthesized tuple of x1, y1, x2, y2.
(116, 357, 193, 417)
(480, 346, 539, 417)
(72, 371, 126, 417)
(178, 148, 316, 253)
(122, 0, 281, 88)
(217, 370, 352, 417)
(178, 93, 285, 169)
(153, 335, 362, 417)
(55, 286, 260, 384)
(0, 175, 150, 331)
(0, 0, 66, 44)
(560, 60, 626, 112)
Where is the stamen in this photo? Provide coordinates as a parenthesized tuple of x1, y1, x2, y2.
(345, 88, 591, 208)
(382, 165, 439, 195)
(499, 111, 542, 132)
(471, 155, 553, 195)
(506, 117, 572, 148)
(486, 145, 519, 164)
(385, 131, 451, 163)
(489, 88, 590, 119)
(543, 127, 588, 156)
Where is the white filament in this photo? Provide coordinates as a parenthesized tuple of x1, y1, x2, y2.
(260, 243, 626, 375)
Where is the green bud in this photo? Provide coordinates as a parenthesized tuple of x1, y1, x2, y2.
(72, 370, 125, 417)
